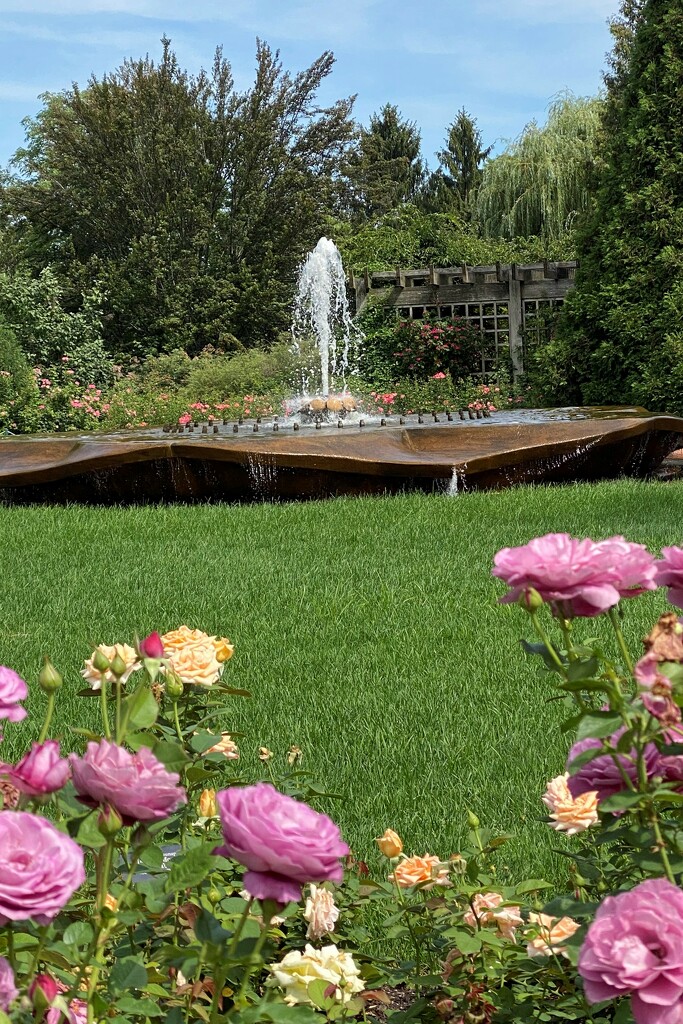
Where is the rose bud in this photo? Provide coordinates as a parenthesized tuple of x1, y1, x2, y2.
(375, 829, 403, 858)
(38, 657, 63, 693)
(29, 974, 59, 1013)
(139, 632, 165, 659)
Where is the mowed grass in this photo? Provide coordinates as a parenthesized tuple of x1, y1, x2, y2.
(2, 480, 683, 887)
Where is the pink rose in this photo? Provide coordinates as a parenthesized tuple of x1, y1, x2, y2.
(656, 547, 683, 608)
(0, 666, 27, 725)
(492, 534, 621, 617)
(567, 732, 661, 803)
(0, 811, 85, 924)
(595, 537, 657, 598)
(70, 740, 186, 825)
(0, 957, 17, 1011)
(579, 878, 683, 1024)
(0, 740, 70, 795)
(215, 783, 349, 904)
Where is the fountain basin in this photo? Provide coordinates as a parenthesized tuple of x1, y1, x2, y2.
(0, 409, 681, 504)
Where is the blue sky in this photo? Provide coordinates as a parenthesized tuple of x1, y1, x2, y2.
(0, 0, 616, 171)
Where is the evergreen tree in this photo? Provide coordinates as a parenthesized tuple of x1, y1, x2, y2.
(346, 104, 426, 219)
(435, 109, 492, 217)
(560, 0, 683, 409)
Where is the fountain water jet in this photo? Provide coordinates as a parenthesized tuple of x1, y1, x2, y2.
(291, 237, 362, 401)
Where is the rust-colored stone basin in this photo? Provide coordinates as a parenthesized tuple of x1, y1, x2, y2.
(0, 410, 681, 504)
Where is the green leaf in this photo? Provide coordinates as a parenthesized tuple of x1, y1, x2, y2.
(152, 740, 188, 772)
(109, 957, 148, 995)
(515, 878, 553, 894)
(189, 731, 221, 753)
(123, 685, 159, 731)
(306, 978, 335, 1010)
(62, 922, 94, 947)
(598, 790, 643, 812)
(576, 711, 623, 741)
(567, 657, 600, 682)
(193, 908, 232, 945)
(74, 812, 107, 850)
(114, 995, 163, 1016)
(165, 844, 215, 893)
(449, 930, 481, 954)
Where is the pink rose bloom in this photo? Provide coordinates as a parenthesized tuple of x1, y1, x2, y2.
(215, 783, 349, 904)
(595, 537, 657, 598)
(0, 666, 28, 724)
(0, 811, 85, 924)
(635, 655, 682, 726)
(579, 878, 683, 1024)
(492, 534, 621, 617)
(567, 732, 661, 803)
(0, 741, 70, 796)
(656, 547, 683, 608)
(0, 957, 17, 1011)
(70, 740, 186, 825)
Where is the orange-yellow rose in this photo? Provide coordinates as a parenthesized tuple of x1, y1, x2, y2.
(214, 638, 234, 663)
(526, 913, 580, 958)
(168, 643, 222, 687)
(198, 789, 218, 817)
(389, 854, 450, 890)
(375, 829, 403, 858)
(161, 626, 211, 652)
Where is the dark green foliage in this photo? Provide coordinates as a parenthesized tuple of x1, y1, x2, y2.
(334, 205, 576, 273)
(0, 316, 34, 416)
(424, 109, 492, 218)
(345, 104, 426, 219)
(2, 39, 355, 359)
(561, 0, 683, 410)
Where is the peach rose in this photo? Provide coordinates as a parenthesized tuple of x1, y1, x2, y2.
(542, 773, 599, 835)
(304, 884, 339, 940)
(161, 626, 234, 663)
(81, 644, 140, 691)
(375, 829, 403, 859)
(206, 733, 239, 759)
(168, 644, 222, 688)
(161, 626, 212, 652)
(389, 854, 450, 890)
(463, 892, 523, 941)
(526, 913, 580, 958)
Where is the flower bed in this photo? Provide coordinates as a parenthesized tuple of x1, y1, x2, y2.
(2, 536, 683, 1021)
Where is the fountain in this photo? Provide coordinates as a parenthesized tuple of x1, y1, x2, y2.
(1, 237, 683, 504)
(290, 237, 362, 419)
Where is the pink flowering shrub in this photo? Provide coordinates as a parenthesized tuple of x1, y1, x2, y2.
(391, 317, 486, 380)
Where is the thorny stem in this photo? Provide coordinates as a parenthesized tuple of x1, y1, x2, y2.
(529, 611, 568, 677)
(608, 607, 635, 679)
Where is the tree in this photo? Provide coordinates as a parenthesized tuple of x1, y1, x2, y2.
(345, 104, 426, 219)
(434, 109, 492, 217)
(1, 39, 355, 357)
(559, 0, 683, 409)
(475, 93, 603, 241)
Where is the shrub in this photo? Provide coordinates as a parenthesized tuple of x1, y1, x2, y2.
(390, 317, 486, 380)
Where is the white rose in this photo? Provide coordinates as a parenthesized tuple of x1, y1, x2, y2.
(266, 944, 364, 1006)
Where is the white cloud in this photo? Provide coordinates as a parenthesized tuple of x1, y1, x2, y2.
(0, 81, 52, 101)
(475, 0, 614, 24)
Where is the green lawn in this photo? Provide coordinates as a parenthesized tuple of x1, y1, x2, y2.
(1, 480, 682, 888)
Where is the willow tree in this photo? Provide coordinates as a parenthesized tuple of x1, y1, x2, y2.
(475, 93, 603, 241)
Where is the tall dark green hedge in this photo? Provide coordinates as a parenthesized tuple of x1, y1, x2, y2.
(561, 0, 683, 412)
